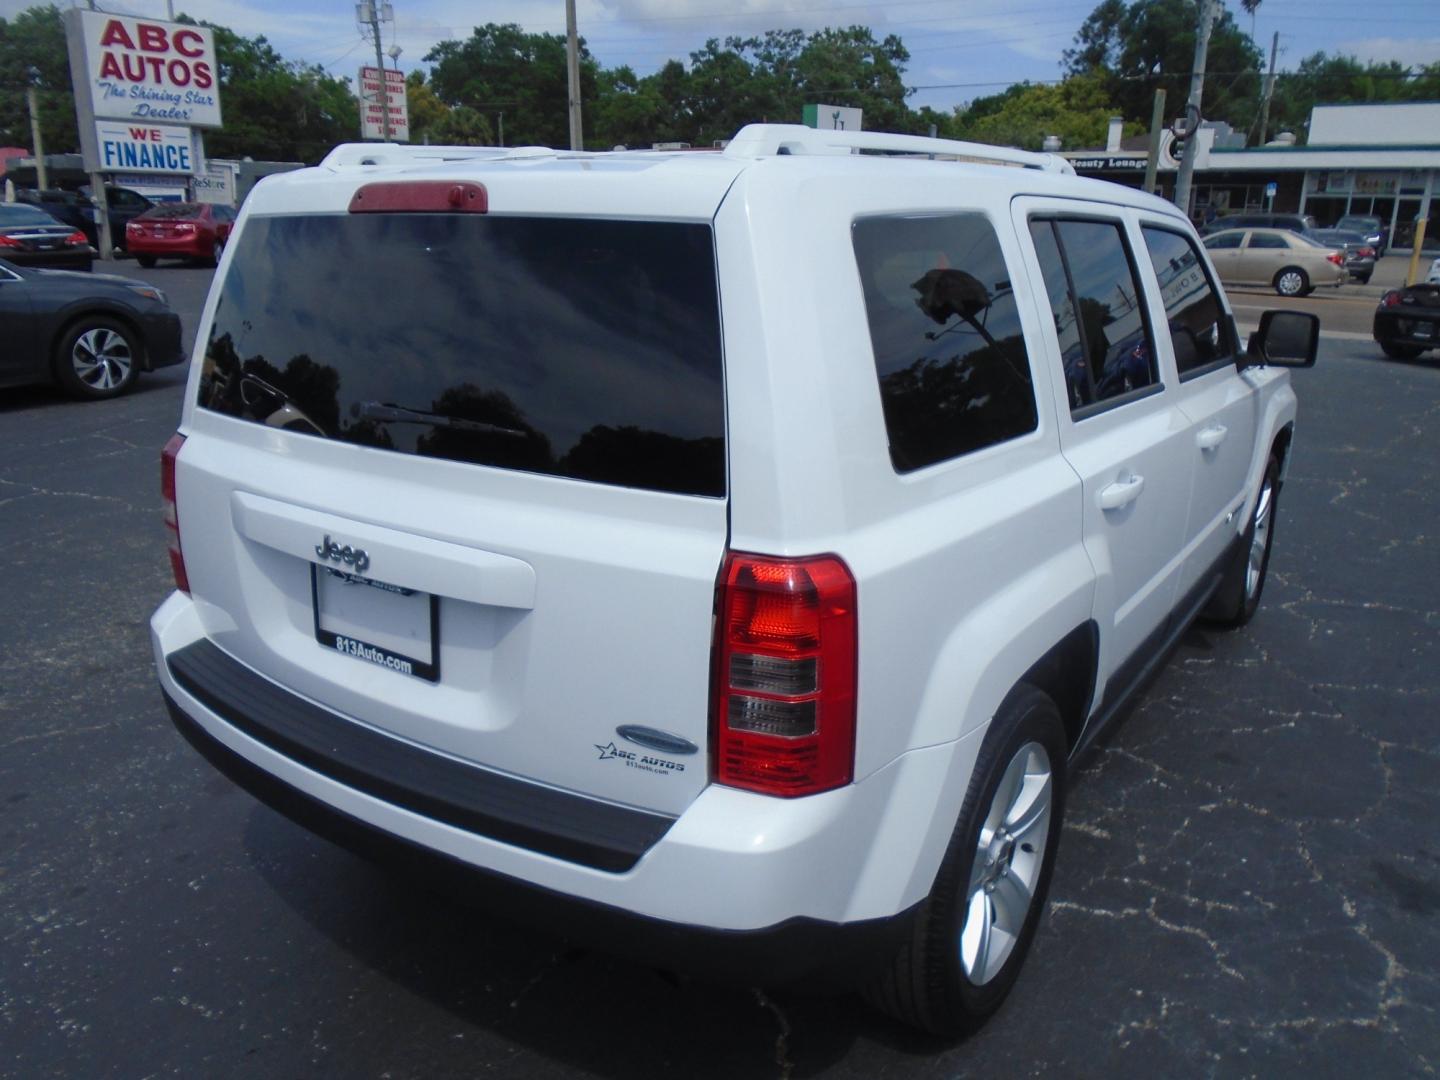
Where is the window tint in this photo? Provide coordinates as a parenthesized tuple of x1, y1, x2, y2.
(1141, 227, 1234, 375)
(1249, 233, 1287, 249)
(198, 214, 726, 497)
(1205, 232, 1243, 250)
(0, 204, 58, 226)
(1031, 219, 1157, 412)
(853, 213, 1038, 472)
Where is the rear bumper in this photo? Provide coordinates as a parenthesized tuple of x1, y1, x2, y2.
(128, 234, 211, 258)
(6, 248, 94, 271)
(1374, 310, 1440, 347)
(161, 685, 915, 985)
(151, 591, 974, 969)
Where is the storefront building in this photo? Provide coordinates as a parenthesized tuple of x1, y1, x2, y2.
(1065, 102, 1440, 249)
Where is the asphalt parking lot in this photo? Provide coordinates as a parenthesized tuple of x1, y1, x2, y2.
(3, 263, 1437, 1078)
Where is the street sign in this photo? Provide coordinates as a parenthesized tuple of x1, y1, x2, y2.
(358, 66, 408, 142)
(802, 104, 863, 131)
(1265, 181, 1278, 197)
(95, 120, 195, 174)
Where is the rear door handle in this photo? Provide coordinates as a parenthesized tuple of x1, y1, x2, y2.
(1098, 474, 1145, 511)
(1196, 424, 1228, 451)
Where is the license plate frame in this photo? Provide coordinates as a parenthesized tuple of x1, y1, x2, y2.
(311, 564, 440, 682)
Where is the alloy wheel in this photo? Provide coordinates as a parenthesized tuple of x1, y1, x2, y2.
(1246, 474, 1274, 599)
(960, 741, 1054, 985)
(71, 327, 134, 391)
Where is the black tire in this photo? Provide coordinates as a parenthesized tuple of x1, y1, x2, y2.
(1273, 266, 1309, 297)
(1379, 341, 1424, 360)
(135, 254, 157, 268)
(52, 316, 141, 400)
(1203, 453, 1280, 628)
(867, 685, 1067, 1038)
(1357, 273, 1373, 285)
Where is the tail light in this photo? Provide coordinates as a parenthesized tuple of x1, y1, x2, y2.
(0, 235, 21, 248)
(1381, 290, 1402, 308)
(1358, 246, 1375, 258)
(161, 434, 190, 594)
(63, 230, 89, 247)
(1326, 251, 1344, 266)
(711, 552, 857, 797)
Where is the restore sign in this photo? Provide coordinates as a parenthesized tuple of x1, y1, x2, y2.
(96, 121, 194, 174)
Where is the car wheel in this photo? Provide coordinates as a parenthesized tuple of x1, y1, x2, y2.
(867, 684, 1066, 1038)
(135, 255, 157, 268)
(1274, 267, 1309, 297)
(52, 317, 141, 400)
(1379, 341, 1424, 360)
(1358, 273, 1373, 285)
(1204, 454, 1280, 628)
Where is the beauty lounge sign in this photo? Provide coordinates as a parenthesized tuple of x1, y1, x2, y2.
(68, 11, 222, 128)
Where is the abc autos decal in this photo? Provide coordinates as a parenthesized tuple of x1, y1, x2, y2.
(69, 11, 222, 128)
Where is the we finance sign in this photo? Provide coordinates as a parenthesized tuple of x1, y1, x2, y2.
(96, 122, 195, 174)
(67, 10, 222, 128)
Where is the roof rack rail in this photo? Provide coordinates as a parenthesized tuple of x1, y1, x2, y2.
(319, 143, 560, 170)
(722, 123, 1074, 174)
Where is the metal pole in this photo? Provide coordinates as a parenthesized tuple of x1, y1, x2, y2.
(1257, 31, 1279, 146)
(1407, 219, 1429, 286)
(27, 87, 48, 190)
(565, 0, 582, 150)
(1174, 0, 1216, 219)
(370, 8, 391, 141)
(1143, 88, 1166, 195)
(498, 111, 504, 148)
(90, 172, 113, 260)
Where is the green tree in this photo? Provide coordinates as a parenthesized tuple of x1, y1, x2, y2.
(953, 73, 1131, 151)
(0, 5, 79, 153)
(1063, 0, 1263, 130)
(425, 23, 598, 148)
(1266, 53, 1434, 140)
(405, 70, 449, 142)
(181, 18, 358, 162)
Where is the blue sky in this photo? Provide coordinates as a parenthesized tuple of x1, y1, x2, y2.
(11, 0, 1440, 116)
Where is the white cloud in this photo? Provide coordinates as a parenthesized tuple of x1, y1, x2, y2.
(1349, 37, 1440, 70)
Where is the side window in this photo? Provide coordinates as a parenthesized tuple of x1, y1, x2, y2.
(853, 212, 1038, 472)
(1140, 226, 1235, 376)
(1205, 232, 1242, 250)
(1249, 233, 1287, 249)
(1029, 217, 1158, 414)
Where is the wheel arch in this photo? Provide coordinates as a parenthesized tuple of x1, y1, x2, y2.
(1017, 621, 1098, 754)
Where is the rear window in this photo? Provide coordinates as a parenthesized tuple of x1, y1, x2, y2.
(197, 213, 725, 497)
(853, 212, 1038, 472)
(0, 205, 59, 226)
(144, 203, 205, 219)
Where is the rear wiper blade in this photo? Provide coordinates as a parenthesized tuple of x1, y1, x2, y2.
(352, 400, 527, 438)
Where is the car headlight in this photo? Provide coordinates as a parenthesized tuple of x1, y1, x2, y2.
(126, 284, 167, 305)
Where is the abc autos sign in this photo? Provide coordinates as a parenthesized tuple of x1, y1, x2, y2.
(66, 10, 222, 128)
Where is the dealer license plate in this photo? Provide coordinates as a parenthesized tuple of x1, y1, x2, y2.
(311, 565, 439, 681)
(1413, 322, 1435, 340)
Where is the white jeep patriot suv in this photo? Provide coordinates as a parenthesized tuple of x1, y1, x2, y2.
(152, 124, 1317, 1036)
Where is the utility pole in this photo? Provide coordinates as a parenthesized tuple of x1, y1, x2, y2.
(1257, 31, 1279, 145)
(1174, 0, 1217, 220)
(370, 5, 391, 141)
(1143, 88, 1166, 195)
(565, 0, 582, 149)
(27, 87, 48, 190)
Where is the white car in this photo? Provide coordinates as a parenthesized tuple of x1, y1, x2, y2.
(152, 125, 1317, 1037)
(1427, 256, 1440, 285)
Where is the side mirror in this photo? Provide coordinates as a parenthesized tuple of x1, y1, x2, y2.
(1244, 310, 1319, 369)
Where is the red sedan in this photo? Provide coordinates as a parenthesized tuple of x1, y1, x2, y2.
(126, 202, 236, 267)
